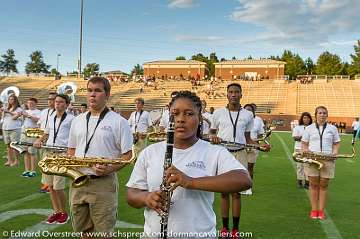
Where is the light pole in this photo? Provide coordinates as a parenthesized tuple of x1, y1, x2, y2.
(78, 0, 84, 78)
(56, 54, 61, 74)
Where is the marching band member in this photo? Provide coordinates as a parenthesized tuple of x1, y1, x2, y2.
(34, 94, 74, 224)
(209, 83, 254, 238)
(1, 95, 23, 167)
(201, 100, 212, 137)
(243, 103, 265, 186)
(37, 92, 56, 193)
(292, 112, 312, 189)
(128, 97, 152, 134)
(302, 106, 340, 220)
(21, 98, 41, 177)
(67, 77, 133, 237)
(126, 91, 251, 238)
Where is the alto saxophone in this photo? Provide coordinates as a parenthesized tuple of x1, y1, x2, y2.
(159, 115, 175, 239)
(38, 145, 138, 187)
(24, 128, 45, 138)
(293, 145, 355, 169)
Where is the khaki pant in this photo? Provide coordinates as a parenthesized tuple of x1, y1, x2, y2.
(305, 160, 335, 179)
(232, 150, 248, 169)
(69, 173, 119, 233)
(3, 129, 21, 144)
(246, 149, 258, 164)
(43, 174, 66, 190)
(20, 133, 37, 155)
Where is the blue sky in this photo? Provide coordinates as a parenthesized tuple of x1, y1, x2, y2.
(1, 0, 359, 74)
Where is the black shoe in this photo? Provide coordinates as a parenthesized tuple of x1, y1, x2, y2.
(297, 180, 303, 188)
(304, 181, 309, 190)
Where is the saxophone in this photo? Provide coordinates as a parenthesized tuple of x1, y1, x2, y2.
(293, 145, 355, 169)
(24, 128, 45, 138)
(38, 145, 138, 187)
(159, 115, 175, 239)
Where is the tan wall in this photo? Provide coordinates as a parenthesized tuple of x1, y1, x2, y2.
(215, 67, 284, 80)
(144, 67, 205, 78)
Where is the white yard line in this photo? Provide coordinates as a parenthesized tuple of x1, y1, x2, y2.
(275, 133, 343, 239)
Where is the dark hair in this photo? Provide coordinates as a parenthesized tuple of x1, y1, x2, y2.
(135, 97, 144, 105)
(227, 83, 242, 92)
(7, 95, 21, 110)
(80, 103, 87, 108)
(87, 76, 111, 95)
(251, 103, 257, 110)
(56, 94, 70, 104)
(28, 97, 38, 104)
(244, 104, 255, 117)
(110, 106, 115, 111)
(169, 91, 203, 138)
(49, 92, 57, 96)
(298, 112, 313, 126)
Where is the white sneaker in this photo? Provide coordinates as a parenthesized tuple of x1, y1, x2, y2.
(240, 188, 253, 195)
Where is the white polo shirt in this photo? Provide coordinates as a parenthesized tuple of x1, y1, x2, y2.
(126, 139, 246, 237)
(45, 113, 74, 147)
(23, 109, 41, 129)
(2, 107, 23, 130)
(202, 112, 213, 135)
(38, 108, 55, 129)
(251, 116, 265, 140)
(292, 125, 307, 150)
(128, 110, 152, 133)
(68, 110, 133, 175)
(302, 123, 340, 154)
(352, 121, 360, 131)
(211, 107, 253, 144)
(159, 109, 169, 130)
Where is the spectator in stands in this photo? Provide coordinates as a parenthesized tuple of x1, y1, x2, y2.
(209, 107, 215, 114)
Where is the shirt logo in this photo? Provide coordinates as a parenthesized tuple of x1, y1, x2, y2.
(100, 125, 112, 132)
(185, 161, 206, 170)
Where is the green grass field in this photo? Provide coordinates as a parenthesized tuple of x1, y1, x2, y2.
(0, 132, 359, 239)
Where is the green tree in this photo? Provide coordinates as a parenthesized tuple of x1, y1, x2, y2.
(131, 64, 143, 76)
(50, 68, 60, 76)
(281, 50, 306, 80)
(175, 56, 186, 60)
(25, 51, 50, 74)
(191, 53, 219, 77)
(0, 49, 19, 75)
(304, 57, 315, 74)
(315, 51, 342, 75)
(349, 40, 360, 77)
(209, 52, 219, 63)
(83, 63, 100, 78)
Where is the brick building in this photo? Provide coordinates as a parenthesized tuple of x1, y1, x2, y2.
(214, 59, 286, 80)
(143, 60, 206, 79)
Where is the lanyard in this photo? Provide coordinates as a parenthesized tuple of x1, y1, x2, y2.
(84, 107, 109, 157)
(227, 105, 241, 142)
(316, 122, 327, 152)
(45, 108, 55, 128)
(134, 110, 143, 132)
(53, 112, 67, 145)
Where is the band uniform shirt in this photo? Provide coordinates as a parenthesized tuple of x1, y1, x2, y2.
(38, 108, 55, 129)
(159, 109, 169, 131)
(45, 113, 74, 147)
(22, 109, 41, 129)
(292, 125, 307, 151)
(250, 116, 265, 141)
(352, 120, 360, 131)
(126, 139, 246, 236)
(128, 110, 152, 133)
(210, 107, 254, 144)
(68, 111, 133, 175)
(302, 123, 340, 154)
(2, 107, 23, 130)
(202, 111, 213, 135)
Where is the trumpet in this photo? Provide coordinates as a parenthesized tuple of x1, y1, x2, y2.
(10, 141, 67, 154)
(38, 146, 137, 187)
(293, 146, 355, 169)
(24, 128, 45, 138)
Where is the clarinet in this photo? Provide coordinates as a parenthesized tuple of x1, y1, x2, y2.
(159, 115, 175, 239)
